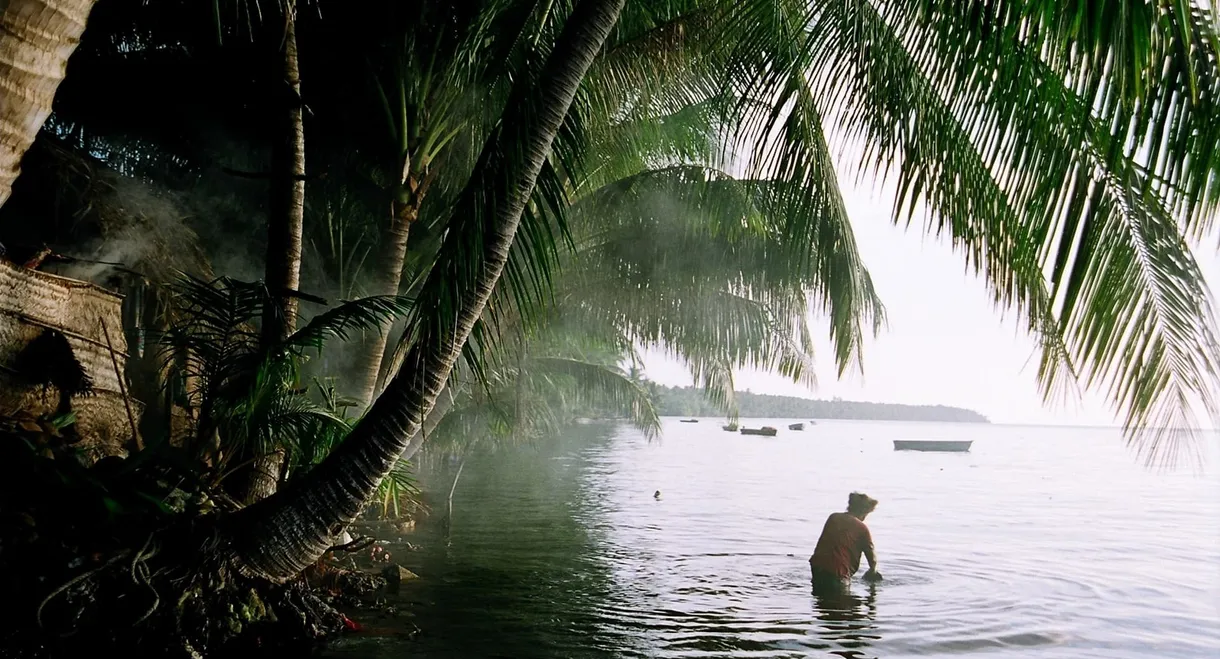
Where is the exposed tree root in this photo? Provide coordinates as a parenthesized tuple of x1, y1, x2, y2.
(35, 547, 133, 629)
(0, 423, 394, 658)
(2, 512, 385, 658)
(3, 522, 380, 654)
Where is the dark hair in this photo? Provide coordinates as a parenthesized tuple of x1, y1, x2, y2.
(847, 492, 878, 514)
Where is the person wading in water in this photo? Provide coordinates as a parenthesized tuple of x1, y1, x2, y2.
(809, 492, 882, 592)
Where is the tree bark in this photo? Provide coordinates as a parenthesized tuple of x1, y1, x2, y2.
(350, 194, 418, 408)
(261, 10, 305, 343)
(0, 0, 97, 207)
(400, 384, 457, 462)
(246, 9, 305, 504)
(224, 0, 626, 581)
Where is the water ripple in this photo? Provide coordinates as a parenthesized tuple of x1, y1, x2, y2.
(327, 421, 1220, 659)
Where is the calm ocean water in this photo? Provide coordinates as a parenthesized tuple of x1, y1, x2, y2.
(328, 419, 1220, 659)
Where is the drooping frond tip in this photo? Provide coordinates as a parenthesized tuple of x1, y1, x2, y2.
(712, 0, 1220, 466)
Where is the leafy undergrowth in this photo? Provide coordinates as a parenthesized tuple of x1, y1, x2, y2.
(0, 418, 390, 658)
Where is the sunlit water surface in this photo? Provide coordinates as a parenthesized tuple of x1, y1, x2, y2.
(326, 419, 1220, 658)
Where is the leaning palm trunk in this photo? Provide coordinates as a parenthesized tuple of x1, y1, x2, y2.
(224, 0, 626, 581)
(350, 194, 419, 407)
(245, 11, 305, 504)
(0, 0, 97, 206)
(400, 383, 458, 461)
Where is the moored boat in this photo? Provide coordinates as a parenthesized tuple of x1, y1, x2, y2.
(893, 440, 973, 452)
(788, 423, 804, 431)
(679, 418, 699, 423)
(740, 426, 778, 437)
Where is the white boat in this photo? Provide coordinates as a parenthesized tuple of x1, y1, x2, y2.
(893, 440, 973, 453)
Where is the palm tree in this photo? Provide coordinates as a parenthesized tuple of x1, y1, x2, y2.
(376, 35, 881, 464)
(594, 0, 1220, 462)
(558, 88, 884, 405)
(422, 343, 662, 455)
(153, 274, 413, 484)
(414, 340, 660, 533)
(260, 3, 306, 345)
(336, 3, 510, 407)
(0, 0, 99, 205)
(224, 0, 628, 581)
(2, 0, 1216, 588)
(244, 3, 308, 502)
(223, 0, 1219, 583)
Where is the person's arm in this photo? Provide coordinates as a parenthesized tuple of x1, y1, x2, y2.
(861, 526, 882, 581)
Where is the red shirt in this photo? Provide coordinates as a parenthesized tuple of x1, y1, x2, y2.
(809, 512, 873, 579)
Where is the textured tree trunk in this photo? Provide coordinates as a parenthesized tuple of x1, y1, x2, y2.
(246, 10, 305, 504)
(350, 194, 418, 408)
(224, 0, 626, 581)
(261, 11, 305, 343)
(0, 0, 97, 206)
(400, 384, 457, 462)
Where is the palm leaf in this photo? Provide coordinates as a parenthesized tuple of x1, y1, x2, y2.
(526, 356, 661, 437)
(285, 294, 416, 351)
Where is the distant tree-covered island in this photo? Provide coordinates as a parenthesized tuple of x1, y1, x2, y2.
(649, 385, 990, 424)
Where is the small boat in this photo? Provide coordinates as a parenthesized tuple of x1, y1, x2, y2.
(680, 418, 699, 423)
(740, 426, 778, 437)
(808, 420, 818, 425)
(722, 423, 739, 432)
(788, 423, 805, 431)
(893, 440, 973, 453)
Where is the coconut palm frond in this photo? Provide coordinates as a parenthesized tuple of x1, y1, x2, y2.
(285, 294, 416, 351)
(527, 356, 660, 437)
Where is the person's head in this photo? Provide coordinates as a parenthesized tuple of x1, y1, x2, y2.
(847, 492, 878, 520)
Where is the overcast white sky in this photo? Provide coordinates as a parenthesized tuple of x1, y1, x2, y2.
(641, 177, 1220, 427)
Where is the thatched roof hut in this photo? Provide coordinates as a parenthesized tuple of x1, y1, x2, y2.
(0, 136, 212, 287)
(0, 260, 141, 461)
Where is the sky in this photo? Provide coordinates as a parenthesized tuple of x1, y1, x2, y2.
(640, 176, 1220, 427)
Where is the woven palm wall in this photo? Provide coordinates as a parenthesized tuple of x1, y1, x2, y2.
(0, 260, 141, 461)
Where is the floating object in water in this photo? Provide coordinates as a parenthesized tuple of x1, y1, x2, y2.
(722, 423, 739, 432)
(893, 440, 973, 452)
(740, 426, 778, 436)
(788, 423, 805, 431)
(680, 418, 699, 423)
(653, 490, 661, 499)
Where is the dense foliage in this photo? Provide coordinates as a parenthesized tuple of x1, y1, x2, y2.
(0, 0, 1218, 653)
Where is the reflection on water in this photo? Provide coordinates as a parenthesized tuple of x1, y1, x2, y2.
(325, 420, 1220, 659)
(811, 584, 879, 659)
